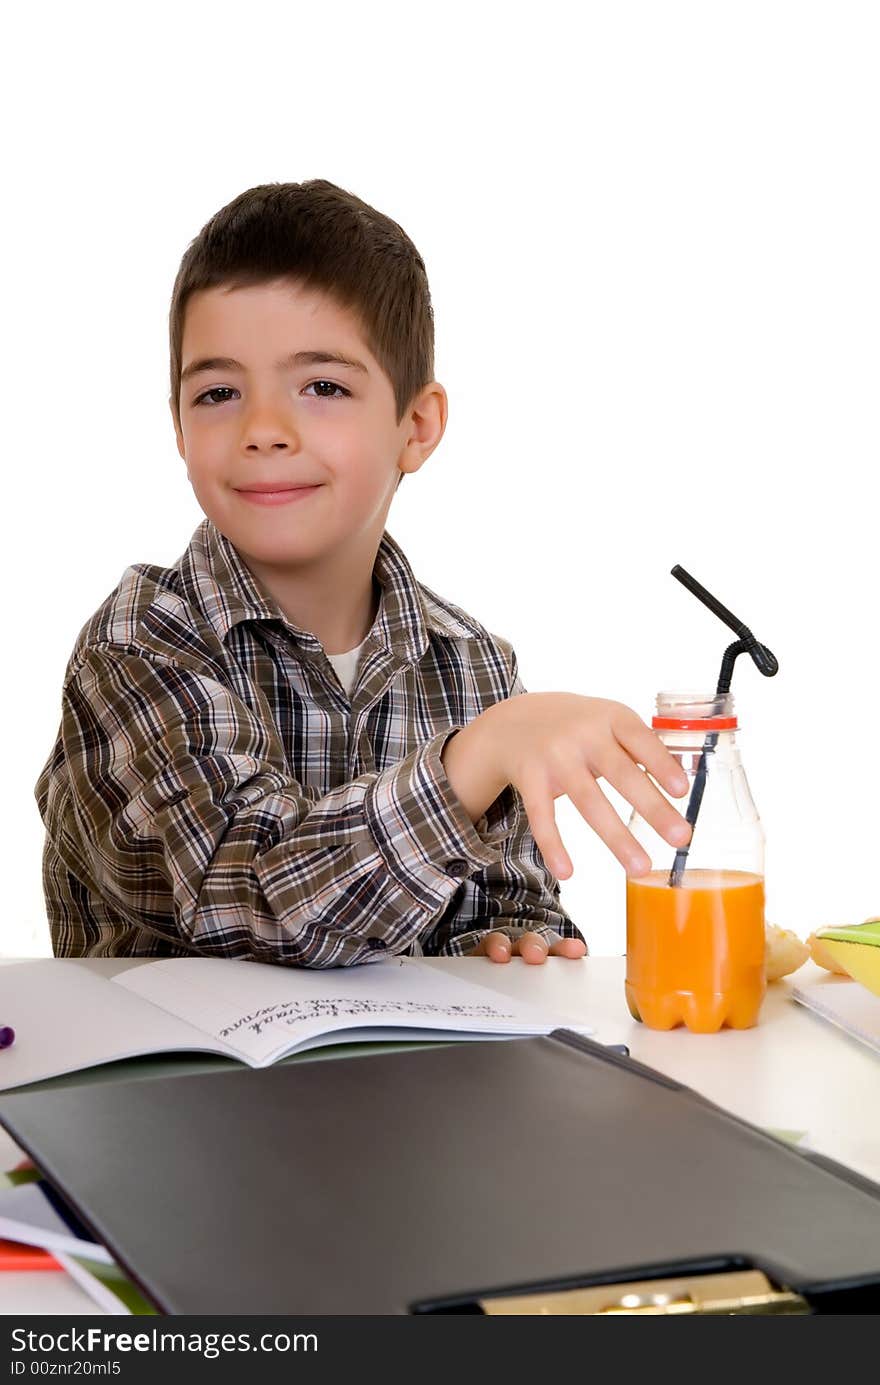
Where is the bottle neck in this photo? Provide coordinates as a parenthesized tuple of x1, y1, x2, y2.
(652, 690, 738, 735)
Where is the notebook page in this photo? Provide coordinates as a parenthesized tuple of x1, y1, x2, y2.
(115, 955, 589, 1066)
(0, 960, 235, 1091)
(792, 976, 880, 1057)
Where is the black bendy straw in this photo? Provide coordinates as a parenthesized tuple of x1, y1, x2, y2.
(667, 566, 779, 888)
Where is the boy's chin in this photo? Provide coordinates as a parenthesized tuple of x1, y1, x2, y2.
(215, 515, 351, 567)
(225, 531, 328, 567)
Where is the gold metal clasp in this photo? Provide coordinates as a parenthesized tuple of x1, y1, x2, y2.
(479, 1270, 810, 1315)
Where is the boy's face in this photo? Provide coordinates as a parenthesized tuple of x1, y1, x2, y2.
(172, 279, 445, 573)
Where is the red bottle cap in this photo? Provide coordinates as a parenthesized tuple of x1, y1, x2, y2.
(652, 716, 738, 731)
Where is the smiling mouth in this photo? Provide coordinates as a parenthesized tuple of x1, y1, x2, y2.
(236, 483, 321, 493)
(235, 484, 322, 506)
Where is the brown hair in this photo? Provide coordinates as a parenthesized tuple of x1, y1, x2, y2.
(169, 180, 435, 428)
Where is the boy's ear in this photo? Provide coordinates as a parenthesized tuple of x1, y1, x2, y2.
(170, 397, 188, 471)
(397, 381, 448, 479)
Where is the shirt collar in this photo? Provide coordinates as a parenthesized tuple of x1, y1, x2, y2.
(177, 520, 284, 643)
(177, 519, 485, 662)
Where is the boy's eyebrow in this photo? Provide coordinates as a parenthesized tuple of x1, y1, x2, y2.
(181, 350, 370, 384)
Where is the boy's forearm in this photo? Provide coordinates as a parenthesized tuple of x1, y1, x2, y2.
(441, 703, 510, 823)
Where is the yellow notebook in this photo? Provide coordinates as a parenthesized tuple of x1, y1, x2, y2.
(814, 921, 880, 998)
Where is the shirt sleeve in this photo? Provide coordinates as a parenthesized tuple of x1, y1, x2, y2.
(48, 647, 521, 967)
(421, 641, 587, 956)
(419, 792, 586, 956)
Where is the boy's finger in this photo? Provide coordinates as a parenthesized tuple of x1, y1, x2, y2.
(479, 931, 513, 962)
(563, 772, 652, 875)
(615, 715, 689, 797)
(518, 778, 573, 880)
(547, 936, 588, 959)
(600, 745, 691, 849)
(515, 933, 550, 965)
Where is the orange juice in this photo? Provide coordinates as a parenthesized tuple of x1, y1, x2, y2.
(625, 869, 766, 1032)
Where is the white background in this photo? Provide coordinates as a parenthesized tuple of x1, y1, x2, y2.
(3, 1, 877, 958)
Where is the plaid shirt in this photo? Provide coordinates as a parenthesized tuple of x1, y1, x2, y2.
(34, 520, 582, 966)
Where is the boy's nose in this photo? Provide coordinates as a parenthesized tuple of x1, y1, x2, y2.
(242, 402, 304, 450)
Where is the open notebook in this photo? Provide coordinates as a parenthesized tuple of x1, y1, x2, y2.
(0, 955, 591, 1091)
(792, 975, 880, 1057)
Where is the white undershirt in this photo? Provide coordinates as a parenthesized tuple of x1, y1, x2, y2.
(326, 636, 369, 697)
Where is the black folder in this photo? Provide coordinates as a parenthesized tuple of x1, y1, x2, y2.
(1, 1030, 879, 1314)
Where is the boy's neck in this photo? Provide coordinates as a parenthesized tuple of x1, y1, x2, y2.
(240, 537, 381, 656)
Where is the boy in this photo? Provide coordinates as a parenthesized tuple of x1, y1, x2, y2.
(34, 180, 691, 968)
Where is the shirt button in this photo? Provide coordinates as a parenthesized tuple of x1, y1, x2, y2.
(447, 859, 470, 878)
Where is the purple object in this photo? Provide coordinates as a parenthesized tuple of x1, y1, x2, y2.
(0, 1026, 14, 1050)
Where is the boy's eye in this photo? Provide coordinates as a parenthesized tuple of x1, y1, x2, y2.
(303, 380, 351, 400)
(194, 387, 239, 407)
(193, 380, 351, 407)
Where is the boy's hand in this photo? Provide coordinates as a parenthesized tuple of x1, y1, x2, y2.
(442, 693, 691, 879)
(470, 930, 588, 964)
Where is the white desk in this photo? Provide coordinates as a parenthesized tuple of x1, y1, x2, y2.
(1, 955, 878, 1314)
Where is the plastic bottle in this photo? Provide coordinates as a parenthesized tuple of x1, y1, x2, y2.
(625, 691, 766, 1032)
